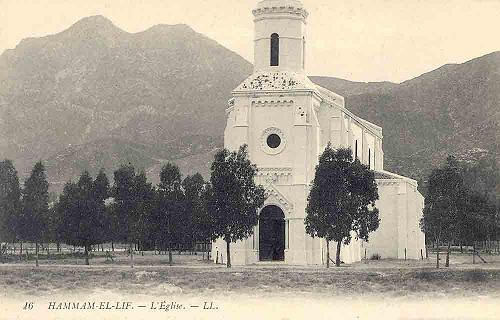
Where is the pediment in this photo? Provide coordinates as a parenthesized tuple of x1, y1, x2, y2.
(263, 182, 293, 216)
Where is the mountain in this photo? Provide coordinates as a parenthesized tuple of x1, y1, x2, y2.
(0, 16, 498, 192)
(0, 16, 250, 183)
(310, 76, 398, 97)
(331, 52, 500, 180)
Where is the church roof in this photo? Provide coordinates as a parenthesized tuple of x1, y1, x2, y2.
(374, 170, 418, 188)
(256, 0, 304, 8)
(374, 171, 402, 180)
(375, 170, 418, 188)
(233, 71, 318, 93)
(313, 83, 383, 136)
(232, 71, 384, 137)
(314, 84, 345, 107)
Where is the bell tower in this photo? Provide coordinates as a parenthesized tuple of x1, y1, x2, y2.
(252, 0, 309, 73)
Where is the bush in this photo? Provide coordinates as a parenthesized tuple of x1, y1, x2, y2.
(370, 253, 381, 260)
(415, 271, 440, 281)
(463, 270, 488, 282)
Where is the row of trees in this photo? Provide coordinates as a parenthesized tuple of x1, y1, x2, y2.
(4, 146, 495, 270)
(1, 145, 382, 269)
(0, 146, 266, 268)
(0, 161, 49, 266)
(56, 163, 213, 266)
(420, 156, 499, 268)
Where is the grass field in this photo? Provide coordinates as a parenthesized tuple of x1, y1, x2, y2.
(1, 251, 500, 297)
(1, 252, 499, 319)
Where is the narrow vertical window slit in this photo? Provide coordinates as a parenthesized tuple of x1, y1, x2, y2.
(270, 33, 280, 66)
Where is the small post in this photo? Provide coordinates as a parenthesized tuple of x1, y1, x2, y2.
(404, 248, 407, 260)
(420, 249, 424, 260)
(364, 248, 367, 260)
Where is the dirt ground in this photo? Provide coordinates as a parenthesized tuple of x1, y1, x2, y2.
(1, 252, 499, 319)
(1, 251, 500, 297)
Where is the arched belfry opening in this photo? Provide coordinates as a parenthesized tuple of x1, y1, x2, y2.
(270, 33, 280, 66)
(259, 205, 285, 261)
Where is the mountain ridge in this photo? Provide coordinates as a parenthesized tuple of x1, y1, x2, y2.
(0, 16, 498, 191)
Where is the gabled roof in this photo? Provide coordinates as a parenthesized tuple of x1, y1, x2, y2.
(375, 171, 401, 180)
(232, 72, 383, 137)
(313, 83, 383, 137)
(315, 84, 345, 107)
(375, 170, 418, 187)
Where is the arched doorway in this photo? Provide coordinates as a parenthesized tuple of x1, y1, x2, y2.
(259, 205, 285, 261)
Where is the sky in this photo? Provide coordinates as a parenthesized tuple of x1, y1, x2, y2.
(0, 0, 499, 83)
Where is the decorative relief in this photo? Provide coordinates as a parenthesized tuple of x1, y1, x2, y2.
(376, 180, 400, 186)
(257, 167, 292, 184)
(253, 6, 308, 20)
(252, 99, 294, 107)
(225, 98, 235, 120)
(263, 183, 294, 217)
(225, 106, 234, 120)
(260, 127, 286, 155)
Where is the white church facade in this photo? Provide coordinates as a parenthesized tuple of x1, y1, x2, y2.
(212, 0, 426, 265)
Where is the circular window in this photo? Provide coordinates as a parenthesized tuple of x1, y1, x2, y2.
(261, 127, 286, 155)
(267, 134, 281, 149)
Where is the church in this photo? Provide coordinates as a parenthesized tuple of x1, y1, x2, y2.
(212, 0, 426, 265)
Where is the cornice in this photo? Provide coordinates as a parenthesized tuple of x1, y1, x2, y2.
(253, 6, 308, 20)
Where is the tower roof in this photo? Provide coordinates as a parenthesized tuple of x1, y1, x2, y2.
(253, 0, 308, 19)
(256, 0, 304, 9)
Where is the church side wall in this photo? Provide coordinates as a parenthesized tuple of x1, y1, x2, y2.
(364, 179, 426, 260)
(316, 102, 380, 170)
(407, 187, 426, 259)
(363, 181, 399, 259)
(365, 134, 375, 170)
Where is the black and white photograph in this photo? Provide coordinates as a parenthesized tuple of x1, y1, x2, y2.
(0, 0, 499, 319)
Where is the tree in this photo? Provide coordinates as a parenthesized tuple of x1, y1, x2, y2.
(111, 164, 154, 267)
(183, 173, 211, 256)
(131, 171, 156, 254)
(111, 165, 137, 265)
(461, 191, 496, 262)
(460, 154, 499, 249)
(156, 163, 185, 265)
(94, 169, 110, 204)
(44, 204, 58, 254)
(56, 170, 110, 265)
(206, 145, 266, 268)
(0, 160, 22, 246)
(93, 169, 112, 251)
(305, 145, 379, 268)
(199, 183, 217, 259)
(420, 156, 466, 268)
(20, 161, 49, 267)
(461, 153, 499, 202)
